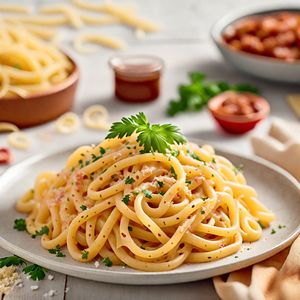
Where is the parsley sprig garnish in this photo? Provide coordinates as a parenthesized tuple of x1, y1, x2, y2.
(106, 112, 186, 154)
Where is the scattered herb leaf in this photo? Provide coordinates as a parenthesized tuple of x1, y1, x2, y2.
(81, 250, 89, 259)
(0, 255, 26, 268)
(48, 245, 65, 257)
(14, 218, 27, 231)
(102, 257, 112, 267)
(23, 264, 46, 281)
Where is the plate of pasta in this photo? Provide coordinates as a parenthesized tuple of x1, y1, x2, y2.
(0, 113, 299, 285)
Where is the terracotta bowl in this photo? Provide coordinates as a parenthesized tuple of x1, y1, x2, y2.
(208, 91, 270, 134)
(0, 55, 79, 128)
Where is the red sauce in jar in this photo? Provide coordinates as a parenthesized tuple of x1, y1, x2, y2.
(109, 55, 164, 103)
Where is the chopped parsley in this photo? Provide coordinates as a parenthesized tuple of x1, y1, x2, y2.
(128, 226, 133, 232)
(142, 189, 152, 199)
(271, 229, 276, 235)
(185, 179, 191, 184)
(78, 159, 84, 168)
(278, 224, 286, 229)
(258, 221, 265, 229)
(212, 157, 216, 163)
(31, 226, 49, 238)
(0, 255, 26, 268)
(122, 194, 130, 205)
(159, 191, 165, 196)
(80, 205, 87, 211)
(156, 181, 164, 188)
(201, 197, 208, 201)
(233, 164, 244, 175)
(91, 154, 101, 162)
(81, 250, 89, 259)
(125, 176, 135, 184)
(14, 218, 27, 231)
(48, 245, 65, 257)
(200, 210, 205, 214)
(100, 147, 106, 155)
(170, 149, 179, 157)
(170, 166, 177, 179)
(23, 264, 46, 281)
(102, 257, 112, 267)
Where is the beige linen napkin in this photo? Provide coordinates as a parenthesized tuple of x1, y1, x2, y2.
(213, 118, 300, 300)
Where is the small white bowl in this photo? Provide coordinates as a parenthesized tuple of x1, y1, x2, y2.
(211, 3, 300, 83)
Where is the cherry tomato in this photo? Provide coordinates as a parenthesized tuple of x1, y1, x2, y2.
(0, 147, 12, 164)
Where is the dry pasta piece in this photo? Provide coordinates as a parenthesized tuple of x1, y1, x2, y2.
(39, 4, 84, 29)
(80, 14, 119, 26)
(55, 112, 80, 134)
(0, 4, 31, 14)
(72, 0, 160, 32)
(73, 33, 125, 53)
(135, 28, 146, 40)
(3, 15, 68, 26)
(7, 131, 31, 150)
(0, 122, 19, 133)
(83, 105, 110, 130)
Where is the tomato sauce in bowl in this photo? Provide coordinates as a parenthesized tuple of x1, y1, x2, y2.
(208, 91, 270, 134)
(223, 12, 300, 62)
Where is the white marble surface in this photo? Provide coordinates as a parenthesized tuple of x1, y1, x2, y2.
(0, 0, 299, 299)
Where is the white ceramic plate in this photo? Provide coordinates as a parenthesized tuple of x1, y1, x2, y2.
(0, 145, 299, 285)
(211, 3, 300, 83)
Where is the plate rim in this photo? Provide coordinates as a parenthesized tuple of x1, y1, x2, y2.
(0, 141, 299, 285)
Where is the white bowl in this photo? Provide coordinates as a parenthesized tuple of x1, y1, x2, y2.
(211, 3, 300, 83)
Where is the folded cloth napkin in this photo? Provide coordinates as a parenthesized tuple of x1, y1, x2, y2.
(213, 118, 300, 300)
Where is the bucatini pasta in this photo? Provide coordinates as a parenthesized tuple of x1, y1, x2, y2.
(0, 21, 73, 98)
(16, 116, 275, 271)
(39, 4, 84, 29)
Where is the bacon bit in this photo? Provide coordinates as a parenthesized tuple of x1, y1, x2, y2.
(0, 147, 12, 164)
(220, 243, 226, 248)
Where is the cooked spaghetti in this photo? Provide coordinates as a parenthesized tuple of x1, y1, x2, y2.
(16, 118, 275, 271)
(0, 21, 73, 98)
